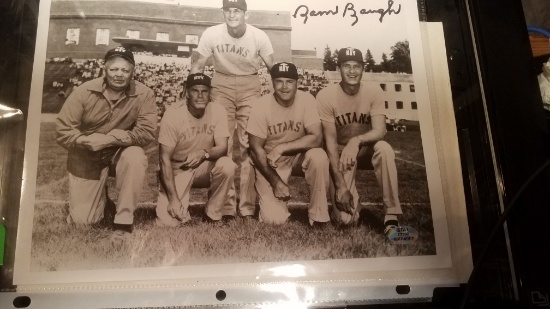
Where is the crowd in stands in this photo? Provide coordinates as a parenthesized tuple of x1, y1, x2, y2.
(48, 58, 104, 98)
(46, 54, 331, 120)
(297, 68, 330, 97)
(48, 57, 73, 63)
(133, 62, 189, 117)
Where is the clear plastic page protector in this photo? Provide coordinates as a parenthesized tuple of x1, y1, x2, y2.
(2, 0, 471, 307)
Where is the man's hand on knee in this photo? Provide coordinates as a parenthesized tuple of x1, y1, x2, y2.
(339, 137, 360, 172)
(272, 180, 291, 202)
(335, 187, 354, 214)
(167, 199, 184, 221)
(181, 149, 207, 169)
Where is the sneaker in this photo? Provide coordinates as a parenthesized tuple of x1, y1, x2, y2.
(384, 219, 399, 238)
(203, 214, 222, 225)
(112, 223, 133, 233)
(310, 221, 330, 229)
(384, 218, 399, 231)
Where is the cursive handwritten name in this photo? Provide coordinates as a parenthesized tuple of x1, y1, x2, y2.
(292, 0, 401, 26)
(292, 4, 339, 24)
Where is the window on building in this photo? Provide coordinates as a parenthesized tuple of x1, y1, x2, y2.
(396, 101, 404, 109)
(156, 32, 170, 41)
(411, 101, 418, 110)
(96, 28, 110, 45)
(66, 28, 80, 45)
(385, 101, 388, 109)
(410, 84, 415, 92)
(126, 30, 140, 39)
(395, 84, 402, 92)
(380, 83, 387, 91)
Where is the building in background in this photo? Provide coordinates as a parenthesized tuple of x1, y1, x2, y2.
(292, 50, 323, 70)
(324, 71, 418, 125)
(45, 0, 417, 128)
(47, 0, 292, 63)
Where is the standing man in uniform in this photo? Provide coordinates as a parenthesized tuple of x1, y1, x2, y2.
(156, 73, 236, 226)
(56, 46, 157, 240)
(247, 62, 330, 226)
(317, 47, 403, 237)
(190, 0, 274, 220)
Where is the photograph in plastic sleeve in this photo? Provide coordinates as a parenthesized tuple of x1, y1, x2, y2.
(14, 0, 454, 284)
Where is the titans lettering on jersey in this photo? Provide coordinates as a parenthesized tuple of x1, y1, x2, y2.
(215, 44, 250, 57)
(335, 112, 371, 127)
(180, 124, 215, 141)
(267, 120, 303, 135)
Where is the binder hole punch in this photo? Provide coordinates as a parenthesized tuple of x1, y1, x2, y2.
(215, 290, 226, 301)
(396, 285, 411, 295)
(12, 296, 31, 308)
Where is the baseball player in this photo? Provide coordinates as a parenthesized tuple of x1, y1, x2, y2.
(247, 62, 330, 225)
(156, 73, 236, 226)
(190, 0, 274, 220)
(56, 46, 157, 240)
(317, 47, 403, 237)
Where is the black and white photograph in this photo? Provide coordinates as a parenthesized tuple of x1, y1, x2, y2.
(14, 0, 455, 284)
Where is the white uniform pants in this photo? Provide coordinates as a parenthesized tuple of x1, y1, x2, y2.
(68, 146, 148, 225)
(331, 141, 402, 225)
(211, 73, 260, 217)
(254, 148, 330, 225)
(156, 156, 236, 226)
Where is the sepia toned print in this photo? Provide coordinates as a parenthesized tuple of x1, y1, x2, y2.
(15, 0, 455, 285)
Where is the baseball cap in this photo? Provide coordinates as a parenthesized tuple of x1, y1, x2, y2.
(104, 46, 135, 66)
(337, 47, 364, 65)
(186, 73, 212, 88)
(270, 62, 298, 80)
(222, 0, 247, 11)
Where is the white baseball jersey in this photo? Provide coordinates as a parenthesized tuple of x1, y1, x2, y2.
(247, 91, 320, 158)
(317, 82, 386, 146)
(158, 102, 230, 170)
(196, 24, 274, 75)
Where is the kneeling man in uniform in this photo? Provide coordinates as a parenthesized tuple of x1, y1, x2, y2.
(247, 62, 330, 226)
(156, 73, 236, 226)
(317, 47, 403, 237)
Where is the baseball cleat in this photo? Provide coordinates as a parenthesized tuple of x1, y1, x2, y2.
(310, 221, 330, 229)
(202, 214, 222, 225)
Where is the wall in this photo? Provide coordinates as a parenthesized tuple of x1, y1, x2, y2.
(46, 0, 292, 61)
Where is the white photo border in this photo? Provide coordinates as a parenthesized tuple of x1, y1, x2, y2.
(13, 0, 467, 287)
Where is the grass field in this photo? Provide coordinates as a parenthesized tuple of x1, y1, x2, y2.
(30, 121, 435, 272)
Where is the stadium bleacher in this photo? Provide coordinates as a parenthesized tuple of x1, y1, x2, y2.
(41, 56, 331, 118)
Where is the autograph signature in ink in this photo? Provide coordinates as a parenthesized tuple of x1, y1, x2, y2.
(293, 0, 402, 26)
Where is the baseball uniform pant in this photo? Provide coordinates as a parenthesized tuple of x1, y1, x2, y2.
(254, 148, 330, 225)
(331, 141, 402, 225)
(156, 156, 237, 227)
(68, 146, 147, 225)
(212, 72, 260, 217)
